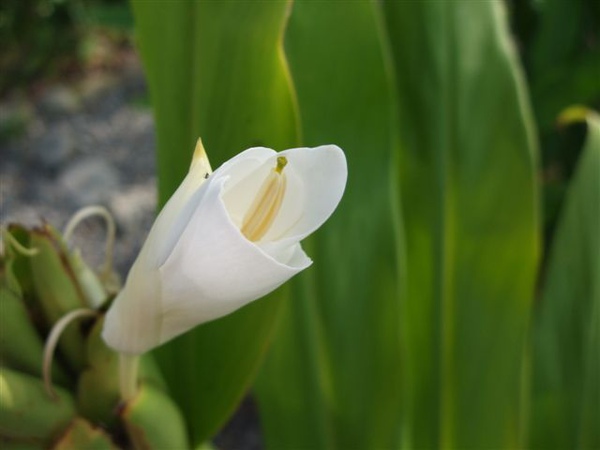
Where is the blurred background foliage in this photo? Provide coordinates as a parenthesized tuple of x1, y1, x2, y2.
(1, 0, 598, 449)
(0, 0, 80, 95)
(0, 0, 133, 96)
(508, 0, 600, 240)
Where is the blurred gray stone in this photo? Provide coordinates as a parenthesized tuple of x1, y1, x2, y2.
(0, 98, 34, 141)
(109, 181, 157, 231)
(32, 124, 76, 170)
(38, 85, 81, 117)
(60, 157, 120, 206)
(79, 75, 122, 112)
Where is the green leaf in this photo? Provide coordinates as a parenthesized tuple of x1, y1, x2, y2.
(129, 0, 298, 444)
(0, 240, 67, 384)
(529, 0, 583, 75)
(51, 418, 117, 450)
(120, 382, 189, 450)
(383, 2, 539, 448)
(76, 318, 120, 428)
(0, 441, 43, 450)
(28, 225, 90, 372)
(130, 0, 298, 203)
(0, 368, 75, 443)
(255, 2, 403, 449)
(0, 285, 64, 382)
(531, 109, 600, 449)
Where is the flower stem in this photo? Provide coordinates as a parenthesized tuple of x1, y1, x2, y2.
(119, 353, 140, 401)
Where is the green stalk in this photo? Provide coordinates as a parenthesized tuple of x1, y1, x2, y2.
(119, 354, 140, 402)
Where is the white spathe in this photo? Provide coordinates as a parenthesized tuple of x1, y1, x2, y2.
(102, 141, 347, 354)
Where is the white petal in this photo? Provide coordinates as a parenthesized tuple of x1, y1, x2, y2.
(267, 145, 347, 244)
(145, 146, 274, 268)
(102, 144, 345, 355)
(157, 176, 311, 346)
(143, 158, 210, 267)
(222, 145, 347, 245)
(102, 259, 163, 354)
(219, 147, 277, 226)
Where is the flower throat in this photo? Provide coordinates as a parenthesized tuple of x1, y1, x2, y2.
(241, 156, 288, 242)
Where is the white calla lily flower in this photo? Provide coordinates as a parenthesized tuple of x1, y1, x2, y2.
(102, 139, 347, 355)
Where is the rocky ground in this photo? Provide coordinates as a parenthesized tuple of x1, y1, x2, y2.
(0, 54, 261, 450)
(0, 54, 155, 275)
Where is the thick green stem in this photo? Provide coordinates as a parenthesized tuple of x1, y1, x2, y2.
(119, 354, 140, 401)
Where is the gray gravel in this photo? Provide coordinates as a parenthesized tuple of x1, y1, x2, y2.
(0, 61, 156, 276)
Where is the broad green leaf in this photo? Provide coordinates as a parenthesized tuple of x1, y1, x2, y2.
(383, 2, 539, 448)
(531, 108, 600, 449)
(255, 2, 403, 449)
(130, 0, 298, 203)
(129, 1, 298, 444)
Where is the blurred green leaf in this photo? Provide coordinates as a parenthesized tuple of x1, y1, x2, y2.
(527, 0, 600, 131)
(0, 233, 67, 383)
(51, 417, 116, 450)
(129, 0, 299, 444)
(29, 225, 90, 372)
(6, 225, 36, 300)
(0, 367, 75, 443)
(0, 440, 43, 450)
(531, 53, 600, 130)
(383, 1, 539, 448)
(531, 109, 600, 449)
(76, 317, 120, 428)
(530, 0, 583, 73)
(254, 1, 404, 449)
(78, 2, 134, 31)
(120, 381, 189, 450)
(0, 284, 68, 384)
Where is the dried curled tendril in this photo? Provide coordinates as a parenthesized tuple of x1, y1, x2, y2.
(43, 309, 98, 400)
(63, 205, 117, 287)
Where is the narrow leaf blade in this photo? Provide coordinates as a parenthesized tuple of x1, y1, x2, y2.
(383, 2, 539, 447)
(532, 109, 600, 449)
